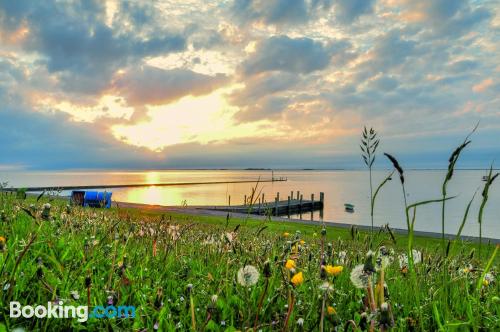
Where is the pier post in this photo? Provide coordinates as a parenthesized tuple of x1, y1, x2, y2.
(299, 194, 303, 211)
(244, 195, 247, 206)
(310, 193, 315, 221)
(277, 192, 280, 201)
(320, 192, 324, 204)
(290, 191, 293, 200)
(274, 197, 278, 216)
(229, 195, 231, 206)
(287, 196, 291, 215)
(262, 193, 265, 204)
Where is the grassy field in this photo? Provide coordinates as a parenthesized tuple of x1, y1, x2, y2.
(0, 193, 498, 331)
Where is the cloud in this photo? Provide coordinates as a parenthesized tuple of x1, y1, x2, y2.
(231, 0, 309, 26)
(0, 1, 187, 95)
(242, 36, 332, 75)
(473, 78, 494, 93)
(334, 0, 376, 23)
(112, 65, 228, 107)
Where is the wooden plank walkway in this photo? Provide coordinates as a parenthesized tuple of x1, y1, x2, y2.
(205, 198, 324, 216)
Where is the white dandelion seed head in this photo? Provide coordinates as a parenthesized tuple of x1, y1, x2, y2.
(338, 251, 347, 264)
(485, 273, 495, 283)
(350, 264, 371, 289)
(381, 302, 389, 311)
(412, 249, 422, 264)
(297, 318, 304, 326)
(211, 294, 218, 303)
(237, 265, 260, 286)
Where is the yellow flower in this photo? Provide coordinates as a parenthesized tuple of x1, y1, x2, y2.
(283, 232, 290, 238)
(0, 236, 5, 243)
(291, 272, 304, 286)
(285, 259, 296, 270)
(325, 265, 343, 276)
(483, 279, 489, 287)
(327, 306, 336, 315)
(299, 240, 305, 245)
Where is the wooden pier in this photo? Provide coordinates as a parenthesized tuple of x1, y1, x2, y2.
(206, 191, 324, 216)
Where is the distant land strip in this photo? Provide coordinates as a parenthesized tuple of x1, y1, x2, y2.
(4, 178, 287, 192)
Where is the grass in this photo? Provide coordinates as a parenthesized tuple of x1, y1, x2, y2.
(0, 193, 498, 331)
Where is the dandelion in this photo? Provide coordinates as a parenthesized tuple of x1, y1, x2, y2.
(283, 232, 290, 238)
(237, 265, 260, 286)
(299, 240, 305, 245)
(297, 317, 304, 326)
(350, 264, 371, 289)
(211, 295, 218, 303)
(291, 272, 304, 286)
(327, 306, 336, 315)
(338, 250, 347, 264)
(285, 259, 296, 270)
(0, 236, 6, 252)
(325, 265, 343, 276)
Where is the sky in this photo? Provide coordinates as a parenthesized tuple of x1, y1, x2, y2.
(0, 0, 499, 170)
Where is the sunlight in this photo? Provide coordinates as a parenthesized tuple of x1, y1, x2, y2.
(111, 85, 274, 151)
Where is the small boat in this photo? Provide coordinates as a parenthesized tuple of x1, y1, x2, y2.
(482, 175, 489, 182)
(344, 203, 355, 213)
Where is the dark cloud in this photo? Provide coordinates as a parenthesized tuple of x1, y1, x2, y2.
(0, 0, 187, 95)
(242, 36, 332, 75)
(113, 65, 228, 107)
(0, 106, 154, 169)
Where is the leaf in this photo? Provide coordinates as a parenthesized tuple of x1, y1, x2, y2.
(37, 190, 46, 202)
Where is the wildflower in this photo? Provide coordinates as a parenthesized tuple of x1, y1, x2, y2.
(299, 240, 305, 245)
(297, 317, 304, 326)
(42, 203, 51, 220)
(338, 251, 347, 264)
(0, 236, 6, 252)
(211, 295, 218, 304)
(350, 264, 371, 289)
(285, 259, 296, 270)
(327, 306, 336, 315)
(412, 249, 422, 264)
(325, 265, 343, 276)
(283, 232, 290, 238)
(237, 265, 260, 286)
(484, 273, 495, 284)
(291, 271, 304, 286)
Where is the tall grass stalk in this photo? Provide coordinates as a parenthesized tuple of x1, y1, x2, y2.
(478, 165, 498, 258)
(361, 127, 380, 241)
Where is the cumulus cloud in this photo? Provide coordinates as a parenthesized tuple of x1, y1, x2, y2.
(112, 65, 228, 107)
(334, 0, 376, 23)
(242, 36, 332, 75)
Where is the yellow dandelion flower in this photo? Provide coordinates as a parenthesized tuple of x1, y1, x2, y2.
(0, 236, 5, 243)
(285, 259, 296, 270)
(299, 240, 305, 245)
(327, 306, 336, 315)
(283, 232, 290, 238)
(325, 265, 343, 276)
(291, 272, 304, 286)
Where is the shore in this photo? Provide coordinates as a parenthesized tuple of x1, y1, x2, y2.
(115, 201, 500, 244)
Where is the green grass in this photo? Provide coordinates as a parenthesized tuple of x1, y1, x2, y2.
(0, 193, 498, 331)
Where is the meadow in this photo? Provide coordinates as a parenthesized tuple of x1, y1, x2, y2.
(0, 191, 498, 331)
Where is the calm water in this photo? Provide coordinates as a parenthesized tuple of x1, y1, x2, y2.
(1, 170, 498, 238)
